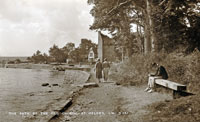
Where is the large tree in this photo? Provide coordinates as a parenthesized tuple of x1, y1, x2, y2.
(78, 38, 97, 62)
(88, 0, 150, 54)
(49, 44, 66, 63)
(62, 42, 75, 60)
(88, 0, 200, 54)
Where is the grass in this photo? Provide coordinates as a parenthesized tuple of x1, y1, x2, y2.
(143, 94, 200, 122)
(109, 50, 200, 122)
(109, 51, 200, 93)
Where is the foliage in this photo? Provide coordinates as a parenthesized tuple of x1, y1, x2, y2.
(88, 0, 144, 55)
(78, 39, 97, 62)
(49, 44, 66, 63)
(15, 59, 21, 64)
(30, 50, 47, 63)
(88, 0, 200, 54)
(30, 40, 97, 64)
(109, 51, 200, 93)
(143, 54, 200, 122)
(152, 0, 200, 52)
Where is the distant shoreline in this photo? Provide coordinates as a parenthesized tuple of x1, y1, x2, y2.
(0, 63, 92, 72)
(0, 63, 52, 69)
(0, 56, 28, 62)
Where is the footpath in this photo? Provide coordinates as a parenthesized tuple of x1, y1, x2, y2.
(50, 72, 172, 122)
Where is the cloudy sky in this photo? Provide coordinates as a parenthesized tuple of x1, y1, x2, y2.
(0, 0, 97, 56)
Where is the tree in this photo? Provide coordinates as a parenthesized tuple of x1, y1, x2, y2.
(78, 39, 97, 62)
(62, 42, 75, 60)
(69, 48, 81, 63)
(155, 0, 200, 52)
(88, 0, 200, 54)
(88, 0, 148, 54)
(43, 53, 49, 63)
(30, 50, 45, 63)
(49, 44, 66, 63)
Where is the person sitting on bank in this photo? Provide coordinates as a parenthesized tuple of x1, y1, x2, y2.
(145, 62, 168, 93)
(102, 58, 110, 82)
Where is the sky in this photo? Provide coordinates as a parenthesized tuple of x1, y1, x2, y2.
(0, 0, 97, 56)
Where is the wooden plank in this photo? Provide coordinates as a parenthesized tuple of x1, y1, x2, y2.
(155, 79, 186, 91)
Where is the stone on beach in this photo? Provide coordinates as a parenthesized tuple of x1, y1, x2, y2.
(41, 83, 49, 86)
(83, 83, 99, 88)
(52, 84, 59, 86)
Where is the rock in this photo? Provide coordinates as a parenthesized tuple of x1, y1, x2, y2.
(83, 83, 99, 88)
(116, 82, 121, 85)
(30, 94, 34, 96)
(52, 84, 59, 86)
(89, 101, 93, 104)
(48, 91, 53, 93)
(52, 66, 57, 70)
(57, 66, 65, 71)
(42, 83, 49, 86)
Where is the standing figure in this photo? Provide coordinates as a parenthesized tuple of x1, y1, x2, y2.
(145, 62, 168, 93)
(95, 58, 102, 83)
(102, 58, 110, 82)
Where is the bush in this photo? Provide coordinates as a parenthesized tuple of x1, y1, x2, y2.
(109, 51, 200, 93)
(109, 53, 167, 86)
(109, 51, 200, 122)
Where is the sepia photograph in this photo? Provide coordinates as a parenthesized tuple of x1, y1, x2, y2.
(0, 0, 200, 122)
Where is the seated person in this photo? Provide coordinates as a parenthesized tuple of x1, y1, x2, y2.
(145, 62, 168, 93)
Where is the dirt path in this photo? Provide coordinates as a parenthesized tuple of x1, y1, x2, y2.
(51, 73, 172, 122)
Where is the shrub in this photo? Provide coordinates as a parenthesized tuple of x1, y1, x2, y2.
(109, 51, 200, 93)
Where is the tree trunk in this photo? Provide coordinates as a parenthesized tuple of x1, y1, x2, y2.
(144, 0, 157, 53)
(144, 23, 151, 54)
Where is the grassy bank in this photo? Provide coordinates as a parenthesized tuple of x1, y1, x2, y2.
(109, 51, 200, 122)
(110, 51, 200, 93)
(143, 94, 200, 122)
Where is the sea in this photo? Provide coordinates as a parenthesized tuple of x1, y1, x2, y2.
(0, 68, 71, 122)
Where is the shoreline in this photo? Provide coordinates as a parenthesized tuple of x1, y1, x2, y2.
(0, 66, 91, 122)
(34, 70, 92, 122)
(1, 63, 92, 72)
(48, 70, 172, 122)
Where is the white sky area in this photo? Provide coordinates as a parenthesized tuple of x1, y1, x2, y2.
(0, 0, 97, 56)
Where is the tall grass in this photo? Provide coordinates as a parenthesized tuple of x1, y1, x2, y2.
(109, 51, 200, 93)
(109, 51, 200, 122)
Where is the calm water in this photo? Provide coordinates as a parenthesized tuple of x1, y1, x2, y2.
(0, 68, 68, 121)
(0, 68, 65, 95)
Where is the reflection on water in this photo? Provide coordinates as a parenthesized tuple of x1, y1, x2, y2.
(0, 68, 65, 94)
(0, 68, 67, 121)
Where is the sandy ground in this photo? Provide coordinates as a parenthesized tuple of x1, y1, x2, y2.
(51, 72, 172, 122)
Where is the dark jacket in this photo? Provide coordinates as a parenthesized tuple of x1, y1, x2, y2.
(156, 66, 168, 79)
(95, 61, 102, 78)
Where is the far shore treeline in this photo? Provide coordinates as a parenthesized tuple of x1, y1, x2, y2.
(28, 38, 97, 64)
